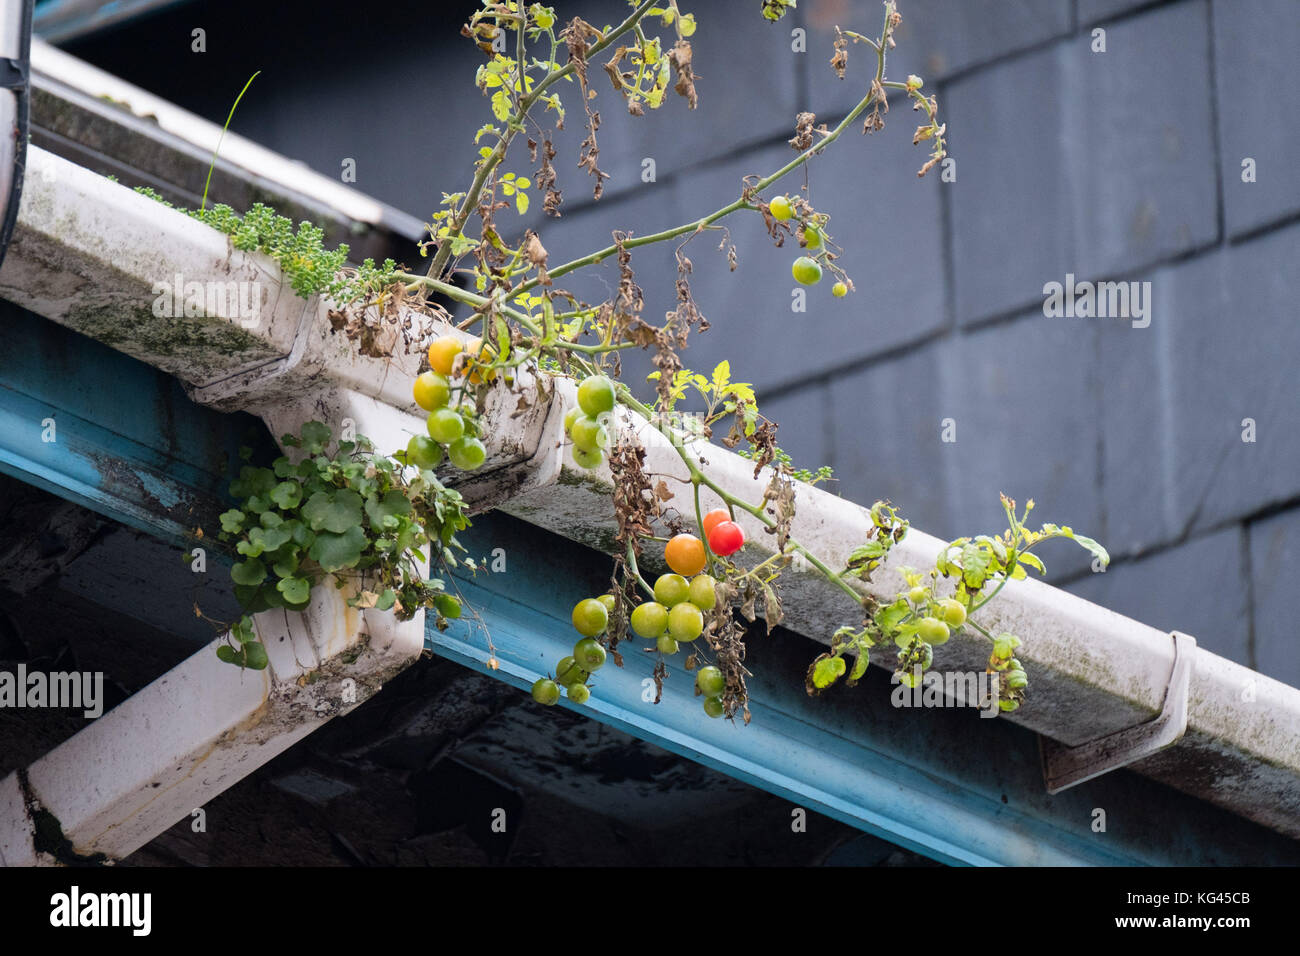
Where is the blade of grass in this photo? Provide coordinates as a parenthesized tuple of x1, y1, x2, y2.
(201, 71, 261, 212)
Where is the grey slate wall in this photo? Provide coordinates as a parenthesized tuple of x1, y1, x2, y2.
(66, 0, 1300, 684)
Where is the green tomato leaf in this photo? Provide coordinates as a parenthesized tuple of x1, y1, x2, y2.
(1069, 533, 1109, 569)
(849, 644, 871, 682)
(1016, 551, 1046, 575)
(873, 598, 910, 636)
(216, 644, 241, 665)
(812, 655, 847, 689)
(711, 360, 731, 394)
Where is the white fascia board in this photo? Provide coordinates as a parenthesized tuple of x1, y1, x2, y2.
(0, 579, 424, 864)
(3, 146, 1299, 839)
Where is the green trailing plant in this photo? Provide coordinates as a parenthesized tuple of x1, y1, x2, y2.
(194, 1, 1104, 725)
(215, 421, 474, 669)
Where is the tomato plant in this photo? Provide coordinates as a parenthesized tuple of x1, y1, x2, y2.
(200, 2, 1108, 729)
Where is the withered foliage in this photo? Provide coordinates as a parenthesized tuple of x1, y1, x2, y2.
(327, 281, 442, 359)
(760, 465, 798, 554)
(667, 247, 708, 339)
(606, 437, 661, 558)
(528, 136, 563, 217)
(864, 78, 888, 134)
(789, 111, 817, 151)
(667, 39, 698, 109)
(613, 232, 644, 317)
(651, 329, 683, 410)
(521, 230, 550, 286)
(707, 578, 753, 723)
(564, 17, 611, 199)
(830, 28, 848, 79)
(461, 18, 501, 54)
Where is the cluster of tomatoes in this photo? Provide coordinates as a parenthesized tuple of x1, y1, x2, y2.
(528, 515, 749, 717)
(768, 195, 848, 298)
(532, 593, 612, 706)
(408, 334, 496, 471)
(895, 586, 968, 687)
(564, 375, 617, 470)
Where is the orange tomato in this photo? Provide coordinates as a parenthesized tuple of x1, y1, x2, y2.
(665, 534, 707, 577)
(701, 508, 730, 538)
(427, 335, 464, 377)
(466, 338, 497, 384)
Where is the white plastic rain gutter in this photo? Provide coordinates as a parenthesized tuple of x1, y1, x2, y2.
(1, 144, 1297, 863)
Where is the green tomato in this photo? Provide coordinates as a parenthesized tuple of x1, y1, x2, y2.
(571, 445, 604, 470)
(531, 677, 560, 706)
(688, 574, 717, 610)
(668, 601, 704, 642)
(413, 371, 451, 411)
(657, 634, 679, 655)
(630, 601, 670, 638)
(908, 586, 928, 604)
(769, 195, 793, 220)
(426, 407, 466, 444)
(566, 682, 591, 704)
(448, 436, 486, 470)
(577, 375, 616, 418)
(653, 573, 690, 608)
(596, 594, 616, 614)
(938, 598, 966, 628)
(570, 414, 609, 452)
(917, 616, 950, 645)
(792, 256, 822, 285)
(802, 224, 823, 250)
(832, 281, 848, 298)
(406, 434, 443, 469)
(573, 636, 607, 671)
(563, 405, 581, 435)
(695, 665, 725, 697)
(702, 696, 725, 719)
(555, 656, 587, 686)
(571, 598, 608, 637)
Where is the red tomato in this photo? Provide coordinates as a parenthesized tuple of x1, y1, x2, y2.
(708, 521, 745, 557)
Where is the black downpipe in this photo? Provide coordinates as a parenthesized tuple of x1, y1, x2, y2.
(0, 0, 33, 272)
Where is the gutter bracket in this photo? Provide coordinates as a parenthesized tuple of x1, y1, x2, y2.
(1039, 630, 1196, 793)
